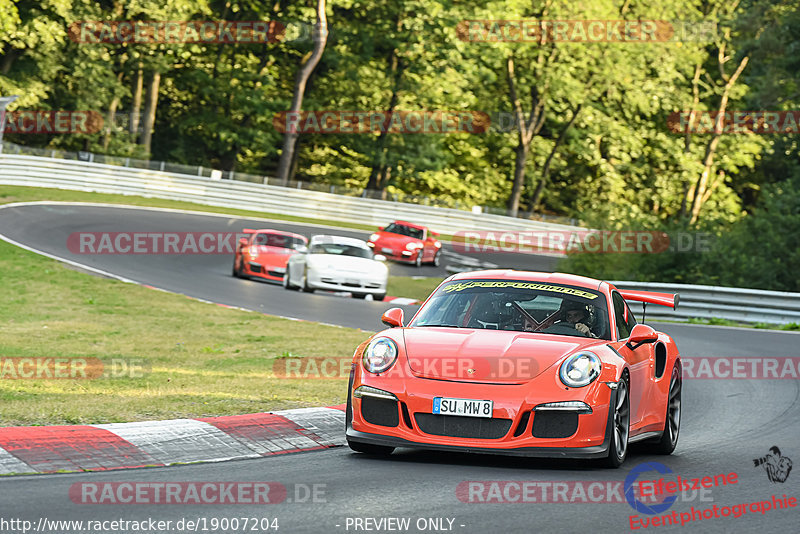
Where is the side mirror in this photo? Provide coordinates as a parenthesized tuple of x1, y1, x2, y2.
(238, 238, 248, 247)
(295, 245, 308, 254)
(381, 307, 404, 328)
(374, 254, 387, 262)
(431, 231, 439, 237)
(378, 226, 384, 231)
(626, 324, 659, 350)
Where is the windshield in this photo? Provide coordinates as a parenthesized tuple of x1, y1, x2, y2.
(384, 223, 424, 240)
(253, 233, 305, 249)
(309, 243, 373, 258)
(411, 279, 611, 340)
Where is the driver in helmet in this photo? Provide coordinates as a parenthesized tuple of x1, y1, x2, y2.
(559, 301, 597, 338)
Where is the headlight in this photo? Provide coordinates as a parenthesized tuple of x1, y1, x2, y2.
(369, 233, 379, 242)
(559, 352, 602, 388)
(362, 337, 398, 374)
(248, 246, 259, 257)
(405, 242, 422, 250)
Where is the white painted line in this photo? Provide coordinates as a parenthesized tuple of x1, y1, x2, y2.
(0, 448, 35, 475)
(94, 419, 260, 464)
(273, 407, 346, 447)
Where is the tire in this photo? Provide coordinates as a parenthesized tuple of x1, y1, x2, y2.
(283, 271, 298, 291)
(432, 250, 441, 267)
(414, 251, 423, 267)
(347, 439, 395, 455)
(235, 258, 246, 279)
(352, 293, 367, 299)
(373, 294, 386, 302)
(232, 257, 240, 277)
(603, 374, 630, 468)
(650, 365, 681, 454)
(301, 269, 314, 293)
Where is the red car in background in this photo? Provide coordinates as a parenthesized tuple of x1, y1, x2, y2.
(367, 221, 442, 267)
(233, 229, 308, 282)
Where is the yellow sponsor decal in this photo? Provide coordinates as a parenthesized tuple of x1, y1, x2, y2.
(442, 280, 598, 300)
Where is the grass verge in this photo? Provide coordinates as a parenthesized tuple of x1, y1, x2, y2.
(0, 236, 371, 426)
(385, 276, 445, 302)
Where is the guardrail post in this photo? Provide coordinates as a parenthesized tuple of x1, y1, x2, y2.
(159, 161, 165, 171)
(198, 166, 203, 176)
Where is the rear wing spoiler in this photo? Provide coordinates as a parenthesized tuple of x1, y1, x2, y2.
(242, 228, 257, 234)
(619, 290, 679, 310)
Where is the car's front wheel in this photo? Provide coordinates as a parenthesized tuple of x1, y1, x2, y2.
(650, 365, 681, 454)
(283, 272, 298, 290)
(432, 250, 441, 267)
(414, 251, 423, 267)
(603, 374, 630, 468)
(301, 269, 314, 293)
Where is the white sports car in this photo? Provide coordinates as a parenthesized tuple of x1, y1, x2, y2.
(283, 235, 389, 300)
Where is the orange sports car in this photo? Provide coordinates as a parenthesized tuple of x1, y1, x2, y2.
(232, 229, 308, 282)
(345, 270, 681, 467)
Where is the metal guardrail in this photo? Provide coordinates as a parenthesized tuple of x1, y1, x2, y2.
(0, 154, 581, 236)
(0, 142, 577, 225)
(611, 281, 800, 326)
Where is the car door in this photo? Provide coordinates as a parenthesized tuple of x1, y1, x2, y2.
(612, 292, 653, 428)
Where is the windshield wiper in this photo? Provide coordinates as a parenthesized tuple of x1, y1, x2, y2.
(417, 323, 463, 328)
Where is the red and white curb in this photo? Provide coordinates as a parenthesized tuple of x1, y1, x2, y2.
(0, 406, 345, 476)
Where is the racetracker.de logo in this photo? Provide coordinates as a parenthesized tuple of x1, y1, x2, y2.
(272, 111, 490, 134)
(69, 482, 287, 504)
(68, 21, 285, 44)
(456, 20, 717, 43)
(1, 111, 103, 134)
(67, 232, 251, 254)
(273, 356, 540, 380)
(0, 357, 148, 379)
(682, 357, 800, 379)
(667, 111, 800, 135)
(456, 480, 713, 504)
(452, 230, 713, 254)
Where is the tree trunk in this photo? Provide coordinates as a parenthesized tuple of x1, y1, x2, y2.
(130, 67, 143, 136)
(688, 54, 749, 224)
(277, 0, 328, 185)
(139, 71, 160, 155)
(103, 72, 124, 150)
(505, 54, 549, 217)
(528, 103, 582, 210)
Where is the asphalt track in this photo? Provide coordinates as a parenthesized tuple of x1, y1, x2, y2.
(1, 203, 798, 533)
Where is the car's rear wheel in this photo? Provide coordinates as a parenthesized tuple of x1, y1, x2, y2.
(603, 374, 630, 468)
(232, 257, 239, 277)
(347, 439, 395, 456)
(650, 365, 681, 454)
(373, 294, 386, 301)
(352, 293, 367, 299)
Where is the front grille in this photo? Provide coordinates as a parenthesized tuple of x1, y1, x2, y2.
(248, 263, 262, 273)
(267, 270, 283, 277)
(360, 396, 399, 427)
(531, 411, 579, 439)
(414, 414, 512, 439)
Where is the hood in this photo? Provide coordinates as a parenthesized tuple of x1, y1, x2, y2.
(373, 232, 422, 250)
(307, 254, 385, 274)
(254, 246, 295, 264)
(403, 328, 596, 383)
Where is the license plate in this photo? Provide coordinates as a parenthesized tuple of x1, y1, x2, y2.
(381, 247, 393, 254)
(432, 397, 492, 418)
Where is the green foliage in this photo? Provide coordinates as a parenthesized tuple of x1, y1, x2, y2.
(2, 0, 799, 289)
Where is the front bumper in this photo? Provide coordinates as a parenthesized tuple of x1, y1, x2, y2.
(347, 366, 616, 457)
(307, 272, 387, 294)
(245, 262, 285, 281)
